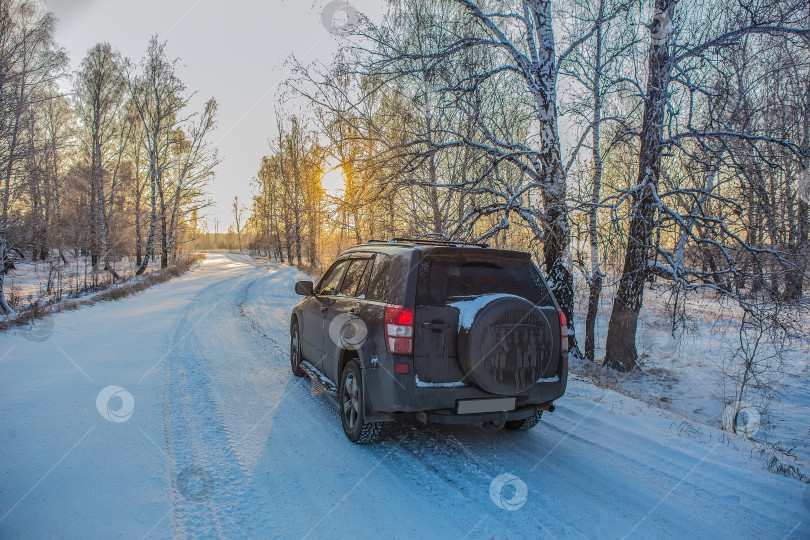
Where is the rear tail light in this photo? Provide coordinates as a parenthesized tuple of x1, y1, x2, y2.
(557, 309, 569, 353)
(385, 305, 414, 355)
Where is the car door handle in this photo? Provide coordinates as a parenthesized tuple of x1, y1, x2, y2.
(422, 322, 449, 329)
(320, 305, 329, 313)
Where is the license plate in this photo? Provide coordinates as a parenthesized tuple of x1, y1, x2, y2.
(457, 397, 516, 415)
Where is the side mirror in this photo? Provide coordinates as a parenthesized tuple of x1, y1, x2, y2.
(295, 280, 314, 296)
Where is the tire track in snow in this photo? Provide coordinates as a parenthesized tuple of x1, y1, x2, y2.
(163, 265, 293, 538)
(162, 256, 466, 538)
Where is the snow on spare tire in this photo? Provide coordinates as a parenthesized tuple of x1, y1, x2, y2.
(451, 294, 555, 395)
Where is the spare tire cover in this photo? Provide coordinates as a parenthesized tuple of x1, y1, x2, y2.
(455, 294, 553, 395)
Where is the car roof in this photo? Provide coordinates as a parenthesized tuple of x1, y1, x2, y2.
(339, 240, 531, 260)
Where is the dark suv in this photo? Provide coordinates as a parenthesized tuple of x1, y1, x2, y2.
(290, 239, 568, 443)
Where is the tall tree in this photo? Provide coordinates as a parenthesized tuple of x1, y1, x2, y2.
(75, 42, 126, 276)
(0, 0, 65, 313)
(603, 0, 676, 371)
(233, 195, 244, 252)
(162, 98, 218, 266)
(558, 0, 638, 361)
(125, 36, 186, 275)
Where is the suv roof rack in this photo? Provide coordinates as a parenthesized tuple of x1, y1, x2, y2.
(386, 237, 490, 248)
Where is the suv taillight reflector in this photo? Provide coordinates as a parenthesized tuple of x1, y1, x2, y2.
(385, 305, 414, 355)
(557, 309, 569, 353)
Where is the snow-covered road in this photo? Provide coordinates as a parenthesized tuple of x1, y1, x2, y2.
(1, 253, 808, 539)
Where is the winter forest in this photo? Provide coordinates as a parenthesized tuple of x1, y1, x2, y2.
(3, 0, 810, 459)
(0, 1, 217, 311)
(247, 0, 810, 373)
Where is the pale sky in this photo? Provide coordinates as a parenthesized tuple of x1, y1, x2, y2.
(44, 0, 385, 232)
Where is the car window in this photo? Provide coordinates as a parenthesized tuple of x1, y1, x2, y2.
(355, 255, 375, 298)
(317, 259, 349, 295)
(365, 254, 391, 302)
(363, 253, 409, 304)
(339, 258, 371, 297)
(415, 257, 552, 307)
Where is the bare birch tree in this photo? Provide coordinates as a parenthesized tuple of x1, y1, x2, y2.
(75, 42, 126, 277)
(125, 36, 186, 275)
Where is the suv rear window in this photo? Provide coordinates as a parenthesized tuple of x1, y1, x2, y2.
(415, 256, 552, 307)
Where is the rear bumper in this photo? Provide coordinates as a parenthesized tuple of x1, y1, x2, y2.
(417, 401, 554, 425)
(362, 353, 568, 420)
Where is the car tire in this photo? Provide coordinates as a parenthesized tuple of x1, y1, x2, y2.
(340, 360, 382, 444)
(504, 409, 542, 431)
(290, 320, 304, 377)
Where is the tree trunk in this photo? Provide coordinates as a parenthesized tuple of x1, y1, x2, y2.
(293, 206, 302, 266)
(585, 0, 605, 363)
(161, 213, 168, 269)
(783, 76, 810, 299)
(0, 232, 14, 315)
(89, 164, 98, 268)
(94, 134, 108, 273)
(308, 217, 317, 267)
(2, 78, 24, 222)
(784, 168, 809, 300)
(527, 0, 574, 332)
(135, 194, 142, 267)
(604, 0, 675, 371)
(135, 155, 158, 276)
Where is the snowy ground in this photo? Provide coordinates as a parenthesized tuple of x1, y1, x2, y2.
(572, 282, 810, 475)
(0, 252, 808, 539)
(6, 254, 168, 308)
